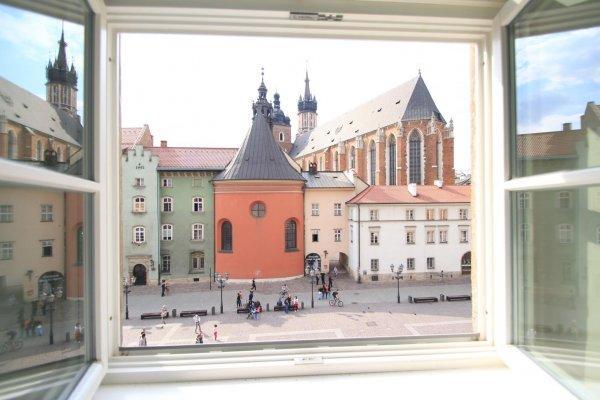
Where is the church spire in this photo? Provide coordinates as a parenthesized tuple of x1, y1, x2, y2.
(46, 25, 78, 115)
(252, 67, 273, 121)
(297, 68, 318, 136)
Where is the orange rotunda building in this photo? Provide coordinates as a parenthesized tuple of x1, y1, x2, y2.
(213, 75, 306, 279)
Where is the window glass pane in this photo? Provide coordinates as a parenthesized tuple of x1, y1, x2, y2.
(513, 185, 600, 398)
(510, 0, 600, 177)
(0, 184, 91, 397)
(0, 1, 93, 179)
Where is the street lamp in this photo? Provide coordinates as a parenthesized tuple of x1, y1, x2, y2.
(390, 263, 404, 304)
(216, 273, 229, 314)
(304, 264, 317, 309)
(47, 293, 56, 345)
(124, 277, 131, 320)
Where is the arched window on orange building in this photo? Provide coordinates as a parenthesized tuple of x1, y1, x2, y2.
(285, 219, 297, 250)
(221, 220, 232, 251)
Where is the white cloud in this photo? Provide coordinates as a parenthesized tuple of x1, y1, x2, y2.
(518, 112, 582, 134)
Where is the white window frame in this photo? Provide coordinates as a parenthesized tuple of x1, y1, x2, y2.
(311, 203, 319, 216)
(192, 197, 203, 212)
(161, 254, 171, 274)
(162, 196, 173, 212)
(427, 257, 435, 270)
(132, 196, 145, 213)
(0, 205, 14, 222)
(133, 226, 146, 244)
(426, 229, 435, 244)
(405, 209, 414, 221)
(459, 208, 468, 220)
(406, 230, 415, 245)
(41, 204, 53, 222)
(334, 228, 341, 242)
(161, 178, 173, 187)
(191, 223, 204, 241)
(41, 239, 53, 257)
(369, 230, 379, 245)
(406, 257, 415, 270)
(556, 191, 572, 209)
(369, 209, 379, 221)
(439, 229, 448, 244)
(0, 241, 13, 260)
(29, 1, 575, 396)
(161, 224, 173, 241)
(333, 203, 342, 216)
(426, 208, 435, 220)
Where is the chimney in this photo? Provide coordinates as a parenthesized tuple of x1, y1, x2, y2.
(308, 162, 317, 174)
(563, 122, 572, 132)
(434, 180, 443, 188)
(160, 140, 167, 148)
(408, 183, 418, 197)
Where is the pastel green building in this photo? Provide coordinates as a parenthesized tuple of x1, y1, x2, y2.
(121, 127, 237, 285)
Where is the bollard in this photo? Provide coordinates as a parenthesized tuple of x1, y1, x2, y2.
(172, 308, 177, 318)
(65, 332, 70, 342)
(266, 303, 270, 312)
(211, 306, 215, 315)
(301, 301, 304, 309)
(440, 294, 446, 302)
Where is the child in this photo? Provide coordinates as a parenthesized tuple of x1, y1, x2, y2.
(139, 331, 147, 347)
(195, 333, 203, 344)
(213, 324, 218, 341)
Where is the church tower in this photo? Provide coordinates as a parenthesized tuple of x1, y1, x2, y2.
(272, 92, 292, 153)
(46, 28, 78, 115)
(252, 68, 273, 121)
(297, 69, 317, 137)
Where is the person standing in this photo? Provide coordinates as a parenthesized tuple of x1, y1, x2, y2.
(315, 274, 319, 285)
(251, 278, 257, 292)
(160, 305, 168, 325)
(196, 333, 203, 344)
(328, 273, 333, 289)
(213, 324, 218, 341)
(320, 272, 326, 285)
(248, 290, 254, 304)
(333, 265, 338, 277)
(139, 331, 147, 347)
(193, 314, 201, 334)
(236, 291, 242, 308)
(161, 280, 166, 297)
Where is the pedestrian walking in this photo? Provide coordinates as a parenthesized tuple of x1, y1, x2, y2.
(328, 274, 333, 289)
(320, 272, 326, 285)
(160, 305, 168, 325)
(165, 280, 170, 296)
(251, 278, 257, 291)
(213, 324, 218, 341)
(161, 279, 166, 297)
(248, 290, 254, 304)
(333, 265, 338, 277)
(139, 331, 147, 347)
(323, 283, 329, 299)
(236, 291, 242, 308)
(193, 314, 201, 333)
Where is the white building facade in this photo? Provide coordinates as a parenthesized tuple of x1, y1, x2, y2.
(347, 184, 471, 282)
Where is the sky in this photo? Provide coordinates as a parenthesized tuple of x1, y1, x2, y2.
(120, 34, 473, 172)
(515, 26, 600, 134)
(0, 4, 85, 112)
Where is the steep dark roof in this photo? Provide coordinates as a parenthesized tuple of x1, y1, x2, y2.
(214, 113, 305, 181)
(291, 74, 446, 158)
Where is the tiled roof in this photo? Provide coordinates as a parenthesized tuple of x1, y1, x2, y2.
(214, 113, 305, 181)
(347, 185, 470, 204)
(149, 147, 237, 171)
(291, 74, 445, 158)
(516, 131, 583, 159)
(121, 125, 153, 150)
(302, 171, 355, 188)
(0, 75, 82, 146)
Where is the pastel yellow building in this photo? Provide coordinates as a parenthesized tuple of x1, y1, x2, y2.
(302, 165, 368, 273)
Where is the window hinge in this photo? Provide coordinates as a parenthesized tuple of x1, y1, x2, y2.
(290, 12, 343, 22)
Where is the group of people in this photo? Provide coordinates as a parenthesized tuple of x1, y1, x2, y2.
(279, 284, 300, 313)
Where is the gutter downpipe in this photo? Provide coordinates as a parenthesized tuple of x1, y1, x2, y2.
(357, 203, 361, 284)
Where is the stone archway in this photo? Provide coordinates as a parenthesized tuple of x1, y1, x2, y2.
(132, 264, 147, 285)
(461, 252, 472, 276)
(38, 271, 64, 296)
(305, 253, 321, 271)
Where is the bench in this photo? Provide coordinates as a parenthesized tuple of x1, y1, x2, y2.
(411, 296, 438, 303)
(179, 310, 208, 317)
(445, 295, 471, 302)
(141, 312, 168, 320)
(237, 307, 250, 314)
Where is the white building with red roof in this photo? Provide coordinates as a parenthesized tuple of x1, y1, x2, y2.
(346, 183, 471, 281)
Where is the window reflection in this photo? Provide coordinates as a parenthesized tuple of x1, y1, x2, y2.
(0, 186, 88, 379)
(514, 185, 600, 397)
(0, 3, 89, 179)
(511, 0, 600, 177)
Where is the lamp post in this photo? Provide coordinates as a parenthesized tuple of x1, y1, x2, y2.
(124, 277, 131, 320)
(47, 293, 56, 345)
(390, 263, 404, 304)
(304, 265, 317, 309)
(216, 273, 229, 314)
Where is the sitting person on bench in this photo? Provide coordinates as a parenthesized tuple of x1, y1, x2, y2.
(292, 296, 299, 311)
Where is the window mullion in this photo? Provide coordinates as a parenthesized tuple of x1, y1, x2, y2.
(504, 167, 600, 192)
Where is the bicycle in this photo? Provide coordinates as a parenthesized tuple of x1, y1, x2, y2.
(329, 297, 343, 307)
(0, 338, 23, 355)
